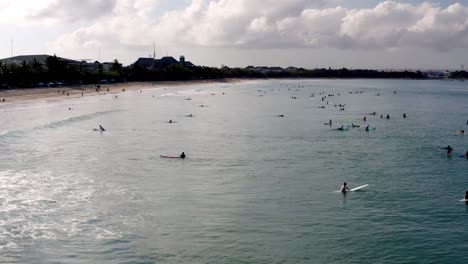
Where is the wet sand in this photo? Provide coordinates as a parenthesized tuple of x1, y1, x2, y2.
(0, 79, 245, 103)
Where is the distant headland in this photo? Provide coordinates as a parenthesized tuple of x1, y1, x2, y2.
(0, 54, 466, 88)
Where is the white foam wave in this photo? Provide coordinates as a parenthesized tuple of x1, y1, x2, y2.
(161, 88, 214, 97)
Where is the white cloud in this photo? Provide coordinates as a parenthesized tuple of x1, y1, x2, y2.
(45, 0, 468, 56)
(30, 0, 117, 23)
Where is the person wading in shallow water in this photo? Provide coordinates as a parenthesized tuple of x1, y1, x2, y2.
(340, 182, 350, 193)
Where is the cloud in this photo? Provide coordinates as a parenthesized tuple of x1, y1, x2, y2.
(30, 0, 118, 22)
(47, 1, 468, 58)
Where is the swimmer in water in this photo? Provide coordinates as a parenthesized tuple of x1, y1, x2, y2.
(442, 145, 453, 155)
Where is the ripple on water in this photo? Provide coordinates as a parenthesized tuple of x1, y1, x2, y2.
(0, 170, 122, 254)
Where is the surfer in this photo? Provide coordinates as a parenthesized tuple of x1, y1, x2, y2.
(336, 126, 345, 131)
(329, 119, 332, 126)
(340, 182, 350, 193)
(363, 116, 367, 122)
(443, 145, 453, 155)
(403, 113, 407, 118)
(180, 152, 186, 159)
(459, 130, 465, 134)
(352, 123, 360, 128)
(386, 114, 390, 119)
(465, 190, 468, 200)
(99, 125, 105, 132)
(365, 125, 370, 131)
(169, 120, 173, 124)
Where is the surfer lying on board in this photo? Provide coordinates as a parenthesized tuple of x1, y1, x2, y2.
(336, 126, 345, 131)
(180, 152, 186, 159)
(340, 182, 350, 193)
(442, 145, 453, 155)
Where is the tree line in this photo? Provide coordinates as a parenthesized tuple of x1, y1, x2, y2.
(0, 55, 432, 88)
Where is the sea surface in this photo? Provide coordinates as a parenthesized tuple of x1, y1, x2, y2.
(0, 79, 467, 264)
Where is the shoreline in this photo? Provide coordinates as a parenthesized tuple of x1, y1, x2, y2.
(0, 78, 251, 104)
(0, 77, 441, 104)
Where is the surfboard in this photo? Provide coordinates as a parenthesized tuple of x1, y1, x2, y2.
(160, 155, 182, 158)
(350, 184, 368, 192)
(460, 199, 468, 202)
(334, 184, 368, 193)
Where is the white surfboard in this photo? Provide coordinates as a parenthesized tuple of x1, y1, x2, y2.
(334, 184, 369, 193)
(350, 184, 368, 192)
(460, 199, 468, 202)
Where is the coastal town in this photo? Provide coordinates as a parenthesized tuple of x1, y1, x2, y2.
(0, 53, 466, 89)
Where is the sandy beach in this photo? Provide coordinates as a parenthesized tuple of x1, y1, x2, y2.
(0, 79, 246, 103)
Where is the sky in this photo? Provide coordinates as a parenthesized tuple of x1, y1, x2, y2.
(0, 0, 467, 69)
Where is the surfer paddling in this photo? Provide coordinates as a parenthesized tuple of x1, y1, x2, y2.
(340, 182, 350, 193)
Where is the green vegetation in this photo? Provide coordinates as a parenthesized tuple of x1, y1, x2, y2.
(0, 55, 428, 88)
(449, 71, 468, 79)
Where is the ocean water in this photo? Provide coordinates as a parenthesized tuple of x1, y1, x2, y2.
(0, 79, 467, 264)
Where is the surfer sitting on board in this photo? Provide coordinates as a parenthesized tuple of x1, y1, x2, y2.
(180, 152, 186, 159)
(99, 125, 106, 132)
(340, 182, 350, 193)
(443, 145, 453, 155)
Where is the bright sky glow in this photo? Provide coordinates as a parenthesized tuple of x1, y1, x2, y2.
(0, 0, 467, 69)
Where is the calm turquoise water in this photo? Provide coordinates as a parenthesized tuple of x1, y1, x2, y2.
(0, 79, 467, 263)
